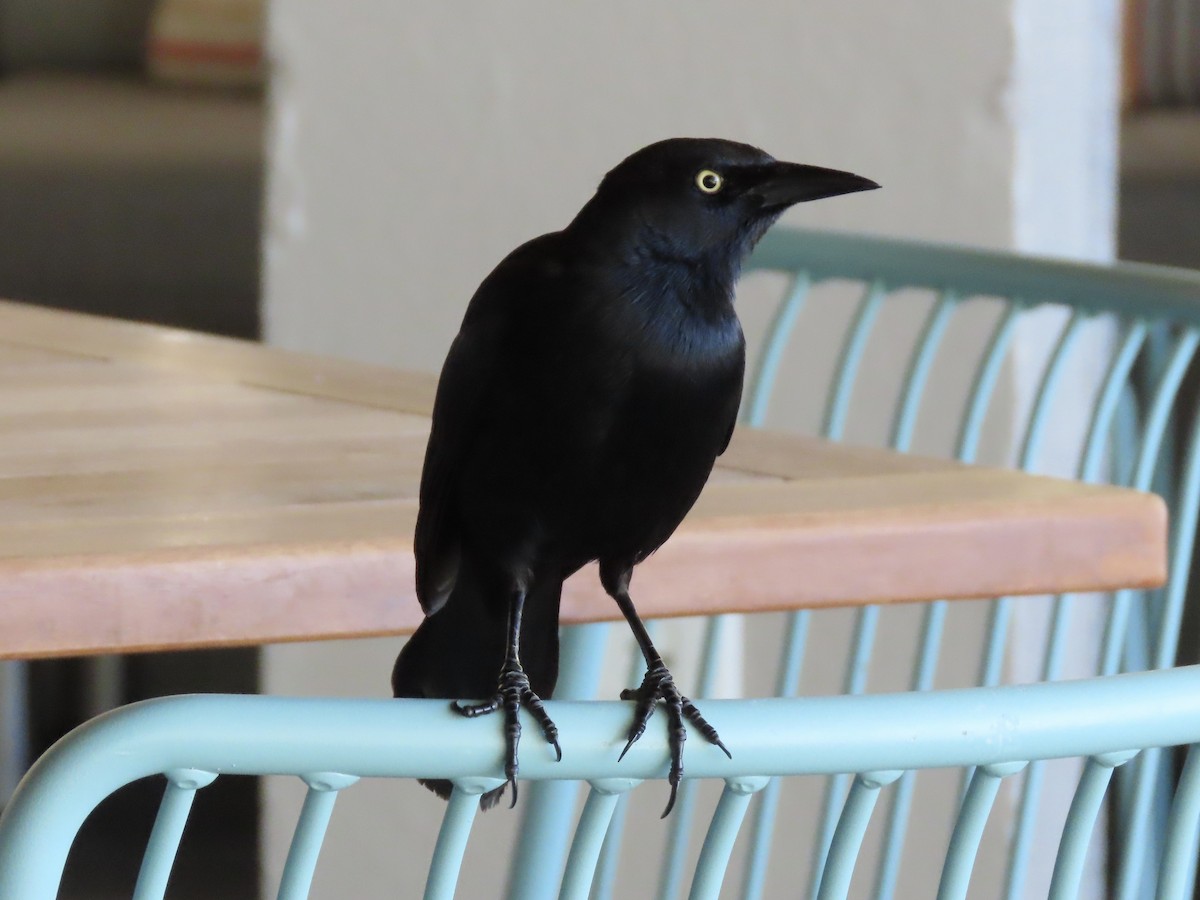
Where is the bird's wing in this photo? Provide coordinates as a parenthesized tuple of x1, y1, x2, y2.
(413, 234, 558, 615)
(718, 414, 736, 457)
(413, 316, 501, 616)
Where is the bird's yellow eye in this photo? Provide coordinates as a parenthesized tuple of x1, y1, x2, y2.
(695, 170, 723, 194)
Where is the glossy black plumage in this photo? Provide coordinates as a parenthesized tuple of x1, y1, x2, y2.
(392, 137, 878, 813)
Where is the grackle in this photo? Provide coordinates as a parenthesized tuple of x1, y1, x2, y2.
(392, 138, 878, 815)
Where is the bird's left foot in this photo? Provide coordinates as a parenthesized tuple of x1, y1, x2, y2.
(618, 659, 731, 817)
(454, 660, 561, 808)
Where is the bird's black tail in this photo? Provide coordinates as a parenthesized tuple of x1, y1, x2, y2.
(392, 560, 563, 808)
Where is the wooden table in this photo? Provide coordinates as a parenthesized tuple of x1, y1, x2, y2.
(0, 300, 1167, 660)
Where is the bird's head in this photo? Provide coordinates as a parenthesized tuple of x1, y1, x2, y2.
(570, 137, 879, 275)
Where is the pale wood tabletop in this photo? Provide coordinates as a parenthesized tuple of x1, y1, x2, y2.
(0, 300, 1167, 660)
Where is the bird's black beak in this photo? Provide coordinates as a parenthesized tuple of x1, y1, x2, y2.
(750, 162, 880, 210)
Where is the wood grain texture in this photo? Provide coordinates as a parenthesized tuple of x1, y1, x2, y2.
(0, 300, 1168, 659)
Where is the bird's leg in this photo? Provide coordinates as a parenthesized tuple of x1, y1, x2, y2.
(454, 588, 561, 807)
(611, 587, 731, 817)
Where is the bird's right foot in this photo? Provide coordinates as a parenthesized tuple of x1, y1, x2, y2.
(454, 660, 561, 807)
(618, 658, 730, 817)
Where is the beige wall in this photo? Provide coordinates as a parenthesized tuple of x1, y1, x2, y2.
(260, 2, 1119, 897)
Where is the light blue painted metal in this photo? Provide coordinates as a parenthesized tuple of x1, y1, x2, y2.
(425, 779, 501, 900)
(276, 772, 359, 900)
(937, 298, 1025, 836)
(1079, 319, 1151, 482)
(820, 291, 957, 899)
(588, 793, 627, 900)
(1004, 324, 1158, 890)
(889, 290, 958, 451)
(1157, 744, 1200, 900)
(508, 622, 609, 900)
(748, 227, 1200, 324)
(589, 625, 657, 900)
(1117, 382, 1200, 900)
(658, 614, 730, 900)
(558, 779, 637, 900)
(954, 299, 1024, 463)
(817, 770, 902, 900)
(132, 768, 215, 900)
(821, 279, 886, 440)
(687, 776, 768, 900)
(874, 601, 945, 900)
(1048, 751, 1136, 900)
(743, 272, 810, 427)
(741, 608, 810, 900)
(978, 596, 1013, 691)
(1127, 328, 1200, 495)
(1018, 309, 1090, 471)
(810, 604, 880, 898)
(8, 670, 1200, 897)
(988, 311, 1092, 900)
(940, 762, 1027, 900)
(1152, 392, 1200, 672)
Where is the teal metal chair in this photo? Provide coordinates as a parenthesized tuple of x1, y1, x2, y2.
(3, 227, 1200, 899)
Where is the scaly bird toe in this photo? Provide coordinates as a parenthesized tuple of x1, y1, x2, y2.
(618, 660, 728, 817)
(452, 661, 560, 808)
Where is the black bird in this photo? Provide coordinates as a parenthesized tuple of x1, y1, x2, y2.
(392, 138, 878, 814)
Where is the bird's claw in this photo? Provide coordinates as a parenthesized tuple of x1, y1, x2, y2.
(618, 660, 729, 817)
(453, 661, 560, 807)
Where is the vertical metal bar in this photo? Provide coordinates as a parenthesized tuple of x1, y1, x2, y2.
(967, 312, 1090, 817)
(658, 615, 729, 900)
(1152, 395, 1200, 672)
(1156, 744, 1200, 900)
(688, 776, 769, 900)
(425, 780, 499, 900)
(849, 292, 960, 897)
(934, 298, 1022, 826)
(743, 273, 811, 427)
(1017, 310, 1090, 471)
(810, 605, 879, 897)
(1031, 318, 1148, 703)
(939, 762, 1026, 900)
(1116, 749, 1166, 900)
(1106, 329, 1200, 897)
(874, 602, 946, 900)
(809, 285, 935, 899)
(1128, 328, 1200, 493)
(978, 597, 1013, 689)
(591, 626, 661, 900)
(0, 661, 29, 803)
(1117, 377, 1200, 899)
(955, 299, 1024, 463)
(133, 769, 216, 900)
(557, 780, 636, 900)
(821, 279, 886, 440)
(889, 290, 958, 451)
(1004, 761, 1045, 900)
(1048, 751, 1135, 900)
(1078, 320, 1150, 483)
(276, 773, 359, 900)
(1101, 589, 1137, 677)
(741, 609, 810, 900)
(508, 622, 609, 900)
(816, 771, 902, 900)
(1017, 317, 1145, 870)
(589, 793, 629, 900)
